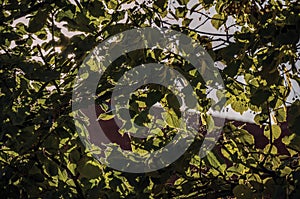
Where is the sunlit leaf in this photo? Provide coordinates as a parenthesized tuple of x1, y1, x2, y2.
(211, 13, 226, 30)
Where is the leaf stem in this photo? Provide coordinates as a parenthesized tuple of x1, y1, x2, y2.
(261, 102, 274, 167)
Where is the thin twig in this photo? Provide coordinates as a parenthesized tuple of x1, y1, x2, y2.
(162, 21, 234, 37)
(44, 150, 85, 198)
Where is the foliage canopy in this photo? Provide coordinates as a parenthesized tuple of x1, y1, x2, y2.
(1, 0, 300, 198)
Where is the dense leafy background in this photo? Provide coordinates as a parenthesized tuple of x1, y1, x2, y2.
(1, 0, 300, 198)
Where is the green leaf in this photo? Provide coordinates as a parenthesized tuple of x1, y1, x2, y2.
(224, 60, 241, 78)
(146, 91, 163, 107)
(176, 7, 187, 18)
(47, 162, 58, 176)
(206, 114, 215, 133)
(44, 135, 59, 151)
(231, 100, 248, 114)
(134, 110, 150, 126)
(70, 149, 81, 163)
(219, 43, 241, 59)
(98, 113, 115, 121)
(254, 113, 268, 125)
(40, 70, 61, 82)
(27, 9, 48, 33)
(153, 0, 168, 12)
(250, 89, 271, 106)
(211, 13, 226, 29)
(288, 100, 300, 135)
(107, 0, 117, 9)
(206, 151, 221, 168)
(31, 173, 45, 182)
(78, 161, 101, 179)
(276, 29, 299, 45)
(75, 12, 92, 32)
(58, 168, 68, 181)
(282, 134, 295, 145)
(178, 0, 190, 5)
(280, 166, 292, 176)
(276, 107, 287, 122)
(287, 134, 300, 152)
(8, 111, 25, 125)
(215, 1, 225, 13)
(237, 129, 254, 145)
(264, 125, 281, 142)
(166, 93, 181, 111)
(163, 109, 180, 128)
(56, 9, 75, 22)
(182, 18, 192, 27)
(263, 144, 278, 154)
(88, 1, 105, 17)
(233, 185, 253, 199)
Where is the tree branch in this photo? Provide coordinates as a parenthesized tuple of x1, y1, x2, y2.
(44, 150, 85, 198)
